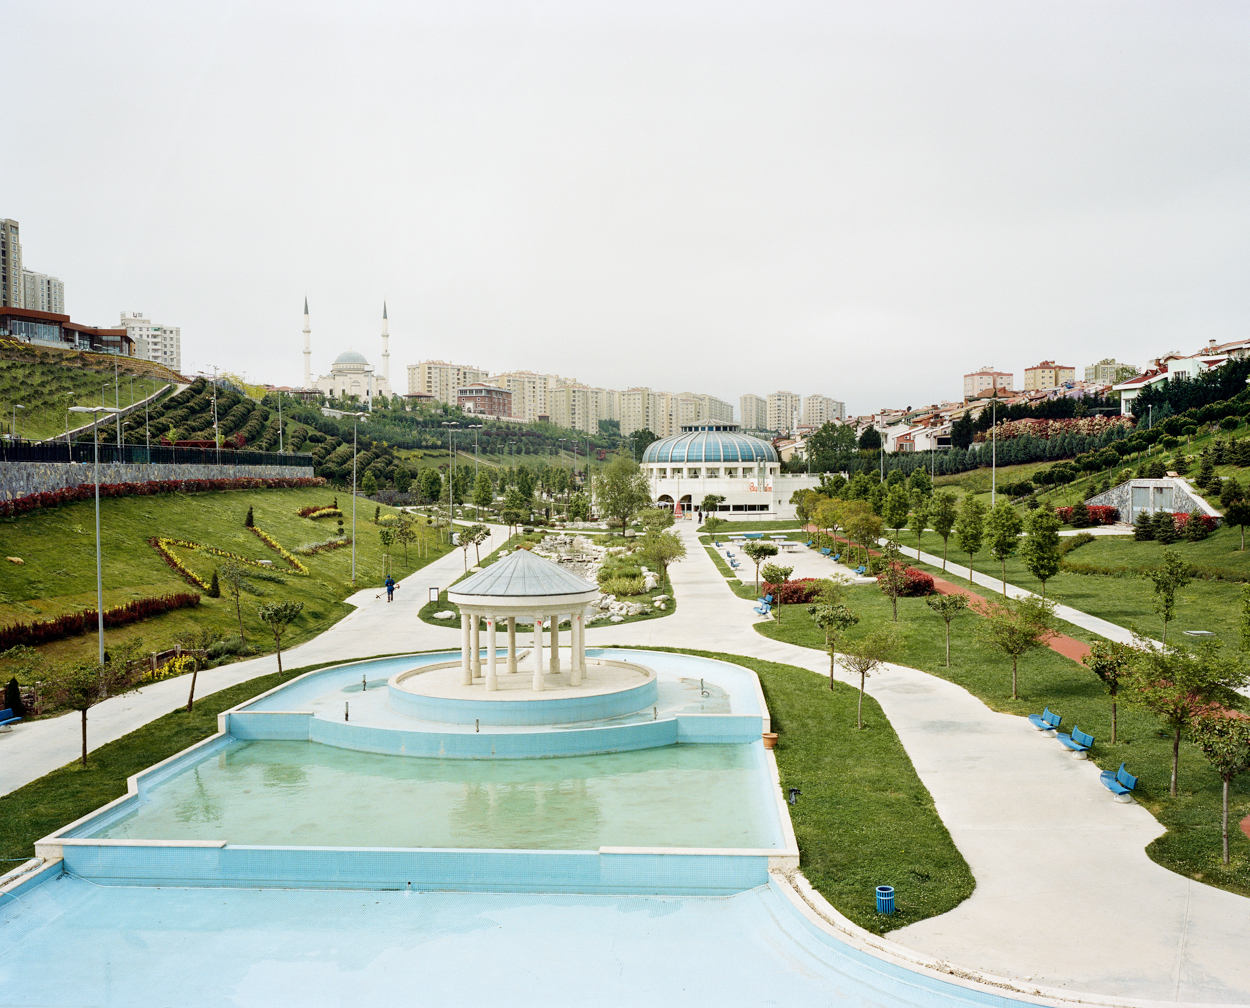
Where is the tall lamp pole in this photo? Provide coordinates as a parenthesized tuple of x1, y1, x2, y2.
(991, 395, 998, 507)
(342, 411, 368, 584)
(69, 405, 121, 665)
(442, 421, 460, 538)
(11, 403, 23, 440)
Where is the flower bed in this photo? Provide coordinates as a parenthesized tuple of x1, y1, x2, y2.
(875, 565, 936, 597)
(0, 476, 326, 518)
(150, 536, 302, 589)
(296, 537, 352, 556)
(297, 504, 342, 519)
(0, 592, 201, 650)
(250, 525, 310, 574)
(1054, 504, 1120, 525)
(760, 577, 824, 604)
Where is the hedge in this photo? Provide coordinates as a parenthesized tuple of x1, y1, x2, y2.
(0, 593, 201, 649)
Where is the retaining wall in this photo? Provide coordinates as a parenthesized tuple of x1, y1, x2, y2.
(0, 461, 314, 501)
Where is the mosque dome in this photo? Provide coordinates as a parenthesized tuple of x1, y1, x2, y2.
(642, 424, 778, 465)
(333, 350, 370, 367)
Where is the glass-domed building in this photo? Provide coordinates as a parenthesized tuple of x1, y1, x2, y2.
(641, 423, 802, 517)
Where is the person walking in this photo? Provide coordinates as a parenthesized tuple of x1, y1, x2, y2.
(385, 575, 396, 602)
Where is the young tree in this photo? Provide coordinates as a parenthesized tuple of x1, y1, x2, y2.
(908, 496, 932, 559)
(1020, 508, 1062, 596)
(472, 472, 494, 512)
(393, 465, 412, 494)
(361, 471, 379, 496)
(929, 491, 958, 571)
(840, 625, 904, 729)
(244, 505, 254, 528)
(218, 562, 255, 644)
(742, 540, 779, 591)
(955, 495, 987, 585)
(500, 509, 523, 536)
(394, 515, 419, 565)
(636, 507, 675, 531)
(842, 500, 883, 569)
(1242, 583, 1250, 653)
(1083, 639, 1136, 744)
(594, 451, 652, 535)
(875, 539, 908, 621)
(567, 493, 590, 522)
(1148, 548, 1192, 645)
(256, 599, 305, 676)
(808, 602, 859, 677)
(1187, 711, 1250, 864)
(985, 499, 1024, 596)
(44, 659, 139, 766)
(1124, 640, 1248, 795)
(974, 595, 1058, 700)
(1224, 497, 1250, 550)
(925, 593, 969, 666)
(882, 486, 910, 538)
(760, 562, 794, 622)
(639, 529, 686, 581)
(700, 494, 726, 517)
(208, 569, 221, 598)
(459, 523, 490, 567)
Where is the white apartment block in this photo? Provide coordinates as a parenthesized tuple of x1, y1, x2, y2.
(1, 219, 22, 308)
(408, 360, 489, 405)
(963, 367, 1013, 399)
(118, 312, 181, 370)
(22, 271, 64, 313)
(766, 391, 802, 434)
(801, 394, 846, 426)
(682, 393, 734, 425)
(547, 382, 620, 434)
(1085, 359, 1138, 384)
(740, 394, 768, 431)
(489, 370, 572, 423)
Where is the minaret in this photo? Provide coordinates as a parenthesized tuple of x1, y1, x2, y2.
(302, 297, 312, 388)
(380, 301, 390, 387)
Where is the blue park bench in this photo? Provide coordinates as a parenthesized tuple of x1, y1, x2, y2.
(1100, 763, 1138, 803)
(753, 601, 772, 617)
(1056, 725, 1094, 759)
(1028, 707, 1061, 734)
(805, 539, 814, 546)
(854, 565, 867, 575)
(0, 707, 22, 733)
(820, 547, 832, 556)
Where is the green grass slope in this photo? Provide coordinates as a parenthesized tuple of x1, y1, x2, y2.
(0, 359, 174, 441)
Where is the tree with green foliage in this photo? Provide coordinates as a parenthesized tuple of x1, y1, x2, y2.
(1225, 497, 1250, 551)
(567, 493, 590, 521)
(1181, 509, 1209, 542)
(1132, 509, 1155, 541)
(840, 625, 904, 729)
(1083, 639, 1136, 744)
(908, 495, 932, 558)
(393, 466, 412, 494)
(883, 486, 910, 538)
(1148, 547, 1192, 645)
(807, 601, 860, 678)
(417, 467, 442, 503)
(256, 599, 305, 676)
(907, 468, 933, 498)
(925, 593, 968, 666)
(392, 515, 418, 565)
(636, 507, 675, 531)
(985, 500, 1024, 596)
(460, 523, 491, 569)
(218, 562, 256, 644)
(974, 595, 1058, 700)
(208, 569, 220, 598)
(875, 539, 909, 622)
(639, 528, 686, 580)
(594, 451, 652, 535)
(361, 471, 379, 496)
(954, 496, 987, 585)
(472, 472, 494, 512)
(700, 494, 725, 516)
(1242, 584, 1250, 653)
(44, 658, 139, 766)
(1124, 640, 1248, 796)
(244, 505, 254, 528)
(500, 509, 523, 535)
(760, 562, 794, 621)
(1019, 507, 1062, 597)
(842, 500, 883, 570)
(1187, 711, 1250, 864)
(1153, 510, 1179, 544)
(929, 491, 958, 571)
(857, 425, 882, 451)
(742, 540, 779, 591)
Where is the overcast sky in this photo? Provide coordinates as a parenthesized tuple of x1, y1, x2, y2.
(6, 0, 1249, 416)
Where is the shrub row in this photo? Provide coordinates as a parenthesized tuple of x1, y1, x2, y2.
(0, 592, 201, 649)
(761, 577, 824, 605)
(875, 566, 936, 597)
(1053, 504, 1120, 526)
(0, 476, 327, 518)
(250, 525, 310, 574)
(297, 503, 339, 518)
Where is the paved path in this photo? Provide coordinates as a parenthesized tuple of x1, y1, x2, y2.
(7, 517, 1250, 1001)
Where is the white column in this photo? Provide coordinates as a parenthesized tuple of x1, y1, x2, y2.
(532, 616, 545, 691)
(486, 617, 498, 691)
(460, 613, 472, 686)
(549, 614, 560, 672)
(470, 615, 481, 678)
(570, 611, 584, 687)
(507, 617, 517, 673)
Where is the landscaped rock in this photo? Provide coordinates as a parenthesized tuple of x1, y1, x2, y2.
(433, 610, 456, 620)
(651, 594, 670, 602)
(656, 602, 667, 609)
(609, 615, 625, 622)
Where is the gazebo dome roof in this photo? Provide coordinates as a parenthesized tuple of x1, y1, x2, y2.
(450, 548, 597, 599)
(642, 424, 777, 465)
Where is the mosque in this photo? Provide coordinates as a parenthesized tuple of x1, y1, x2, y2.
(300, 299, 393, 406)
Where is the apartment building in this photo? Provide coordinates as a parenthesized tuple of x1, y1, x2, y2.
(22, 271, 64, 314)
(801, 394, 846, 426)
(766, 391, 802, 434)
(1085, 359, 1138, 384)
(619, 387, 670, 437)
(1023, 360, 1076, 390)
(488, 370, 579, 423)
(1, 219, 21, 308)
(963, 367, 1013, 399)
(457, 383, 513, 418)
(739, 394, 768, 431)
(408, 360, 489, 405)
(547, 382, 620, 434)
(118, 312, 181, 371)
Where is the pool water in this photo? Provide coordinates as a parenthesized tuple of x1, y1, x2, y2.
(92, 739, 782, 850)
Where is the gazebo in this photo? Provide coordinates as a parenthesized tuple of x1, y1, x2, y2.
(447, 548, 600, 692)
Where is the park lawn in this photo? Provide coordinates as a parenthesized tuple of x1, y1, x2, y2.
(0, 487, 453, 672)
(0, 653, 435, 863)
(892, 527, 1248, 649)
(754, 585, 1250, 899)
(701, 545, 760, 600)
(609, 646, 975, 934)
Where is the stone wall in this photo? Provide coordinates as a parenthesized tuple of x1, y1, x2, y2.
(0, 461, 315, 502)
(1086, 476, 1219, 524)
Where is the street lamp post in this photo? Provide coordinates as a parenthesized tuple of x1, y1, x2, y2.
(991, 395, 998, 507)
(341, 411, 369, 585)
(442, 421, 460, 536)
(211, 367, 221, 464)
(68, 405, 121, 666)
(11, 403, 24, 440)
(277, 393, 285, 453)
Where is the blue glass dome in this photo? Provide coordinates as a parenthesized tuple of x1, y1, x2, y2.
(642, 425, 777, 465)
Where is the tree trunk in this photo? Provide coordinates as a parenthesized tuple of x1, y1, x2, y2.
(186, 663, 200, 713)
(942, 539, 948, 571)
(1110, 687, 1117, 744)
(80, 707, 88, 766)
(275, 632, 284, 676)
(1001, 560, 1007, 598)
(234, 592, 245, 642)
(1222, 777, 1231, 864)
(1040, 577, 1047, 599)
(967, 553, 975, 586)
(1162, 616, 1168, 646)
(1171, 726, 1181, 796)
(945, 623, 951, 667)
(857, 673, 865, 730)
(828, 642, 836, 682)
(891, 594, 898, 621)
(1011, 655, 1018, 700)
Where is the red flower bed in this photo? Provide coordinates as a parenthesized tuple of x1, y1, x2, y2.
(0, 592, 201, 650)
(0, 476, 326, 518)
(761, 577, 824, 604)
(1054, 505, 1120, 525)
(875, 564, 935, 597)
(1175, 512, 1219, 534)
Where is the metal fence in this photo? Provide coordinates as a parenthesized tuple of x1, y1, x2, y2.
(0, 439, 315, 469)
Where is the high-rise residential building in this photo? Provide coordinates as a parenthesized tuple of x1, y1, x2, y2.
(1022, 360, 1076, 390)
(1085, 359, 1139, 384)
(740, 394, 768, 431)
(1, 219, 22, 308)
(801, 395, 846, 426)
(766, 391, 802, 433)
(118, 312, 182, 371)
(620, 387, 670, 437)
(408, 360, 489, 405)
(963, 367, 1013, 399)
(488, 370, 573, 423)
(547, 382, 621, 434)
(21, 271, 64, 314)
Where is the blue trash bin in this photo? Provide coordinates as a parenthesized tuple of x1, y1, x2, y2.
(875, 885, 895, 915)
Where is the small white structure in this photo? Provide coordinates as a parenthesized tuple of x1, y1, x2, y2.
(448, 548, 599, 692)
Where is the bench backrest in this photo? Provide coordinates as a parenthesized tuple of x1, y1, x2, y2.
(1071, 726, 1095, 748)
(1042, 707, 1061, 729)
(1116, 763, 1138, 790)
(0, 709, 10, 721)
